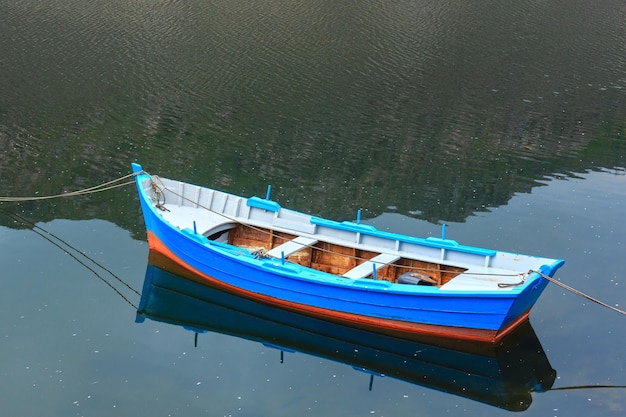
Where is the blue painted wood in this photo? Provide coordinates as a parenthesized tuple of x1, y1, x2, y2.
(311, 216, 496, 257)
(133, 164, 564, 337)
(144, 210, 517, 332)
(247, 196, 281, 212)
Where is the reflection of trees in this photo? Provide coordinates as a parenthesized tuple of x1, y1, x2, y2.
(1, 92, 623, 235)
(1, 0, 625, 230)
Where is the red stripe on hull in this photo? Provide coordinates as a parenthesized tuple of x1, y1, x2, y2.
(146, 231, 527, 347)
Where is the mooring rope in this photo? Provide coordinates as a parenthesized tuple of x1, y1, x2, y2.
(1, 209, 140, 309)
(0, 172, 145, 309)
(0, 172, 138, 202)
(532, 270, 626, 317)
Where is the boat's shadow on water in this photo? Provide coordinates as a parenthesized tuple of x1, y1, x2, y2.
(136, 251, 556, 412)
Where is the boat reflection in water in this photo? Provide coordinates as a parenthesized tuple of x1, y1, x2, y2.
(136, 251, 556, 412)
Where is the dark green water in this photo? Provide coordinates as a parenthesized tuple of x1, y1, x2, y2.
(1, 0, 625, 415)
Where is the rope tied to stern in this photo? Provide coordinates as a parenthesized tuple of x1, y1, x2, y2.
(531, 269, 626, 317)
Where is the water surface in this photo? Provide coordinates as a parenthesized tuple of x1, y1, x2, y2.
(1, 0, 625, 415)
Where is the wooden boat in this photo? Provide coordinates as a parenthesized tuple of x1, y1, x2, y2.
(132, 163, 564, 343)
(136, 254, 557, 411)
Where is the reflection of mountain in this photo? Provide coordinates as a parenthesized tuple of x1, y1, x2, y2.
(2, 1, 625, 228)
(1, 102, 624, 234)
(2, 110, 624, 238)
(137, 251, 556, 412)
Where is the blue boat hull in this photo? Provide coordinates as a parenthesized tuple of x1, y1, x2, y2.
(133, 165, 561, 343)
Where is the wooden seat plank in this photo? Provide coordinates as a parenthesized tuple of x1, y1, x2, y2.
(342, 253, 400, 279)
(267, 236, 318, 258)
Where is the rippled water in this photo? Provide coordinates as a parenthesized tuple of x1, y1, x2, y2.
(2, 0, 625, 223)
(1, 0, 625, 415)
